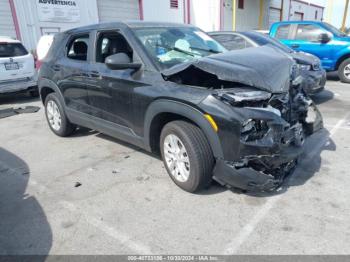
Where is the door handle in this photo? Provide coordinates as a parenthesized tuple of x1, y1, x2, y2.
(291, 44, 300, 49)
(51, 65, 61, 71)
(89, 71, 101, 78)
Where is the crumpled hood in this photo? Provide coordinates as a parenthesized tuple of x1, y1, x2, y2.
(162, 45, 295, 93)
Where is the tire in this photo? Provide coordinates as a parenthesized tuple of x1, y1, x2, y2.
(44, 93, 76, 137)
(338, 58, 350, 83)
(160, 120, 214, 193)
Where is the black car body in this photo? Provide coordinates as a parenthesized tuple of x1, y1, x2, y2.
(209, 31, 327, 95)
(38, 22, 323, 193)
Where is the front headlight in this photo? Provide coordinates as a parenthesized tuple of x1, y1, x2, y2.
(214, 90, 271, 107)
(220, 91, 271, 102)
(298, 63, 311, 71)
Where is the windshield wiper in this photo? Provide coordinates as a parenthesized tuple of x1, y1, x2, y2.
(172, 46, 196, 56)
(191, 46, 222, 54)
(159, 45, 196, 57)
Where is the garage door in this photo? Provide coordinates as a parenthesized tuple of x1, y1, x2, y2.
(97, 0, 140, 22)
(269, 8, 281, 27)
(0, 0, 16, 38)
(293, 12, 304, 21)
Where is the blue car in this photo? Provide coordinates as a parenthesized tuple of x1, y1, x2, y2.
(270, 21, 350, 83)
(209, 31, 326, 94)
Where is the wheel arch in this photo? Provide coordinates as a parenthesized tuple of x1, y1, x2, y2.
(144, 99, 223, 159)
(38, 78, 65, 105)
(335, 53, 350, 70)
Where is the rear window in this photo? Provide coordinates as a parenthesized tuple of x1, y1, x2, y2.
(211, 34, 253, 50)
(275, 24, 291, 40)
(0, 43, 28, 58)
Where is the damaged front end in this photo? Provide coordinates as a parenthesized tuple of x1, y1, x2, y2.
(212, 85, 323, 191)
(162, 46, 323, 192)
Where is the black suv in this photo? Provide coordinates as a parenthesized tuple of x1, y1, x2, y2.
(38, 22, 323, 193)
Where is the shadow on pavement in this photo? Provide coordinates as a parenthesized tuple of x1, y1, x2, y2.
(0, 147, 52, 257)
(326, 71, 340, 82)
(312, 89, 334, 105)
(0, 92, 40, 106)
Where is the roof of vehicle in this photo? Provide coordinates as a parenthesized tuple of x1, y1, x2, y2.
(272, 20, 325, 26)
(0, 36, 21, 43)
(66, 21, 193, 34)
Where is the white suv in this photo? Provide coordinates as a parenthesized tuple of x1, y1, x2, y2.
(0, 36, 38, 96)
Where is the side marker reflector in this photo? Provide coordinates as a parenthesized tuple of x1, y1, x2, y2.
(204, 114, 218, 132)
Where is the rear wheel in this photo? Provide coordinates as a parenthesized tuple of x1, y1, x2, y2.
(338, 58, 350, 83)
(160, 120, 214, 193)
(44, 93, 76, 137)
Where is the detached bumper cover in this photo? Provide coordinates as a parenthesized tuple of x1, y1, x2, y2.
(0, 77, 37, 94)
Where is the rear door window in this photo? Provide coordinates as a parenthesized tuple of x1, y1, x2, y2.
(67, 35, 89, 61)
(275, 24, 292, 40)
(0, 43, 28, 58)
(294, 24, 329, 42)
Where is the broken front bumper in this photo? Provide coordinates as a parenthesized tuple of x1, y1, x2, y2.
(213, 146, 301, 191)
(212, 103, 323, 192)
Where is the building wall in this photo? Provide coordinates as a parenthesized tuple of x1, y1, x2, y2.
(190, 0, 221, 32)
(236, 0, 260, 31)
(143, 0, 185, 23)
(97, 0, 139, 22)
(269, 0, 283, 27)
(282, 0, 324, 21)
(13, 0, 99, 51)
(223, 0, 272, 31)
(0, 0, 16, 38)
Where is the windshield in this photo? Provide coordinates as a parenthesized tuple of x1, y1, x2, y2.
(322, 22, 346, 37)
(133, 27, 226, 70)
(242, 31, 294, 53)
(0, 42, 28, 58)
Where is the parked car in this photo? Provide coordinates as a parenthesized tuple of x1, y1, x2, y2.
(0, 36, 38, 96)
(38, 22, 323, 193)
(209, 31, 326, 95)
(254, 30, 269, 35)
(270, 21, 350, 83)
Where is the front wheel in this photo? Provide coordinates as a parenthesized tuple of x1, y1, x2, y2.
(338, 58, 350, 83)
(160, 120, 214, 193)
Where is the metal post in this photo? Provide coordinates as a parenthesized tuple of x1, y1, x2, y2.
(341, 0, 349, 32)
(232, 0, 236, 31)
(258, 0, 264, 30)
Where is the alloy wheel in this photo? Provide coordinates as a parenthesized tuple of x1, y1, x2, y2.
(344, 64, 350, 80)
(46, 100, 62, 131)
(163, 134, 190, 182)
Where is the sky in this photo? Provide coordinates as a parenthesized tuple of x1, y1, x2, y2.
(308, 0, 350, 28)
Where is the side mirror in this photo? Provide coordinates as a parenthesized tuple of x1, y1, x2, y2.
(105, 53, 142, 70)
(318, 33, 331, 44)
